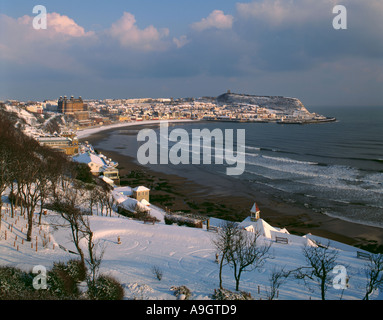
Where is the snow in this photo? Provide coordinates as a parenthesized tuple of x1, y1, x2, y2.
(120, 197, 150, 213)
(1, 195, 382, 300)
(133, 186, 150, 192)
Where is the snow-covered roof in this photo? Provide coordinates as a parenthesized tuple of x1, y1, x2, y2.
(73, 152, 106, 167)
(239, 218, 281, 239)
(100, 176, 115, 186)
(133, 186, 150, 192)
(140, 199, 151, 206)
(250, 202, 260, 213)
(114, 186, 133, 196)
(120, 197, 149, 212)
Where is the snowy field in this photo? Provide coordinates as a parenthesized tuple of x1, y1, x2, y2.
(0, 199, 381, 300)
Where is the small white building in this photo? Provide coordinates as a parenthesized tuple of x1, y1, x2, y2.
(133, 186, 150, 202)
(73, 151, 120, 181)
(240, 203, 316, 247)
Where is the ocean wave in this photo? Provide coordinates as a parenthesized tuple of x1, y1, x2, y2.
(321, 210, 383, 229)
(245, 145, 261, 151)
(261, 155, 318, 165)
(246, 155, 383, 186)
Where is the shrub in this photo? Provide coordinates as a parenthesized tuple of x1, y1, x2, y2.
(75, 162, 94, 184)
(165, 214, 203, 229)
(0, 266, 33, 299)
(151, 265, 163, 281)
(87, 275, 124, 300)
(211, 288, 253, 300)
(0, 262, 89, 300)
(164, 216, 174, 225)
(170, 285, 192, 300)
(66, 259, 87, 282)
(47, 266, 79, 298)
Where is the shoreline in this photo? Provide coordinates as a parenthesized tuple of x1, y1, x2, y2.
(76, 119, 199, 140)
(81, 123, 383, 254)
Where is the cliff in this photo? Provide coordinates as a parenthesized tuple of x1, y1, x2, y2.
(216, 92, 312, 116)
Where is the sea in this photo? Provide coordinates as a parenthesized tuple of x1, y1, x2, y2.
(91, 106, 383, 229)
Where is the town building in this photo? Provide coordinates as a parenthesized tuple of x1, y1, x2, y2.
(36, 132, 79, 155)
(58, 96, 89, 121)
(72, 149, 120, 184)
(133, 186, 150, 203)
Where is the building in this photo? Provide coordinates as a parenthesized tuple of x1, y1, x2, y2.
(72, 151, 120, 184)
(133, 186, 150, 203)
(250, 202, 261, 221)
(58, 96, 89, 121)
(58, 96, 84, 113)
(36, 133, 79, 155)
(26, 104, 43, 114)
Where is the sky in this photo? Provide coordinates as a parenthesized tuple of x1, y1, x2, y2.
(0, 0, 382, 107)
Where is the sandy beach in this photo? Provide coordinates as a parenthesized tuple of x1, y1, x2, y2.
(80, 122, 383, 253)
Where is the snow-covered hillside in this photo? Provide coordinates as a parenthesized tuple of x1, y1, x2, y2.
(0, 197, 381, 300)
(1, 104, 67, 137)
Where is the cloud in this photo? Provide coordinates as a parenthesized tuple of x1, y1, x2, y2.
(15, 12, 94, 39)
(233, 0, 383, 70)
(0, 2, 382, 106)
(46, 12, 93, 37)
(0, 13, 95, 70)
(191, 10, 234, 31)
(236, 0, 330, 27)
(173, 35, 190, 48)
(108, 12, 170, 51)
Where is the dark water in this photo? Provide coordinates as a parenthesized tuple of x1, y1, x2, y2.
(92, 106, 383, 228)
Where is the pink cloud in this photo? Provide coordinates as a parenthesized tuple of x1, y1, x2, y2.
(191, 10, 234, 31)
(108, 12, 170, 51)
(0, 13, 94, 70)
(15, 12, 94, 38)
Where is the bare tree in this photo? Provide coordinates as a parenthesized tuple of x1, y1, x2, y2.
(0, 143, 11, 231)
(53, 201, 86, 268)
(266, 266, 289, 300)
(17, 151, 44, 242)
(83, 218, 105, 287)
(0, 111, 16, 214)
(213, 222, 272, 292)
(227, 227, 271, 291)
(36, 148, 55, 225)
(211, 221, 238, 289)
(105, 192, 115, 217)
(363, 253, 383, 300)
(52, 181, 89, 267)
(297, 241, 339, 300)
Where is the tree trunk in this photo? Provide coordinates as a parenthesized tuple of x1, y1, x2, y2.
(321, 278, 326, 300)
(235, 270, 242, 291)
(26, 207, 34, 242)
(219, 251, 226, 289)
